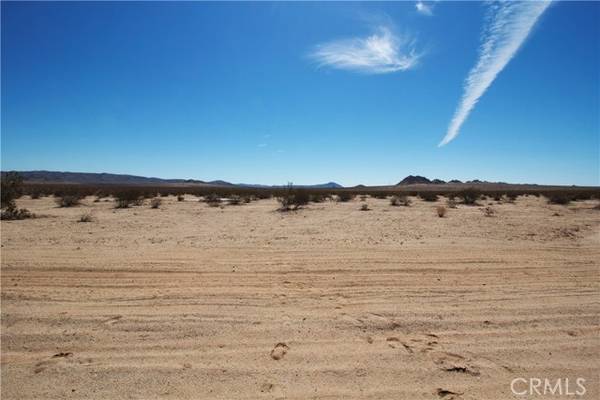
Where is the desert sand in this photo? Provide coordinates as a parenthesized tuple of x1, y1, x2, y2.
(1, 195, 599, 399)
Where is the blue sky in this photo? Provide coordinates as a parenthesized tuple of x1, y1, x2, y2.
(1, 1, 598, 186)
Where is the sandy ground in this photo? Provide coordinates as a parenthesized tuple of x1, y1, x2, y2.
(1, 195, 599, 399)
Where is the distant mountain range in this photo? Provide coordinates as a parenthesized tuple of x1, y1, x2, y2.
(1, 170, 343, 189)
(2, 170, 582, 189)
(395, 175, 503, 186)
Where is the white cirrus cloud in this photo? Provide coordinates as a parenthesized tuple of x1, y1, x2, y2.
(439, 1, 551, 146)
(309, 26, 420, 74)
(415, 1, 433, 16)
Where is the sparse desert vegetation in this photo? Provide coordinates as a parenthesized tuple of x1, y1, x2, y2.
(1, 183, 599, 399)
(56, 194, 81, 208)
(150, 198, 162, 209)
(78, 212, 94, 222)
(436, 205, 447, 217)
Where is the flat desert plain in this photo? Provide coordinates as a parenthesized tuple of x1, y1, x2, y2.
(1, 195, 599, 399)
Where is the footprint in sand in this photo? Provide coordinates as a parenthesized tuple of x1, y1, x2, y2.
(260, 383, 274, 393)
(436, 388, 463, 399)
(270, 343, 289, 360)
(433, 352, 480, 376)
(103, 315, 123, 325)
(34, 352, 74, 374)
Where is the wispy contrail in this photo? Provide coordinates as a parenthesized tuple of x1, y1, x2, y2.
(439, 1, 551, 146)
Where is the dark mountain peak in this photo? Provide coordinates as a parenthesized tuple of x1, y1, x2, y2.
(431, 179, 446, 184)
(314, 182, 343, 189)
(207, 180, 235, 186)
(397, 175, 432, 185)
(448, 179, 463, 184)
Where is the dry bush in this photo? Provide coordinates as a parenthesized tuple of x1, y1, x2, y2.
(277, 184, 309, 211)
(228, 195, 242, 205)
(114, 190, 143, 208)
(458, 188, 481, 205)
(360, 195, 368, 202)
(309, 193, 326, 203)
(505, 193, 518, 203)
(177, 194, 185, 202)
(390, 196, 400, 206)
(336, 192, 354, 202)
(150, 198, 162, 209)
(78, 213, 93, 223)
(1, 205, 34, 220)
(56, 195, 81, 208)
(360, 203, 370, 211)
(446, 198, 457, 208)
(483, 206, 495, 217)
(204, 193, 221, 207)
(419, 192, 438, 202)
(1, 172, 24, 208)
(548, 195, 571, 205)
(436, 205, 446, 218)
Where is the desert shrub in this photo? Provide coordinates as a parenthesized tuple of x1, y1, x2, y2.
(548, 194, 571, 205)
(205, 193, 222, 207)
(360, 203, 370, 211)
(359, 195, 368, 202)
(419, 192, 438, 202)
(177, 194, 185, 202)
(390, 196, 400, 206)
(78, 213, 93, 223)
(483, 206, 495, 217)
(372, 192, 387, 199)
(228, 195, 242, 205)
(400, 195, 412, 206)
(114, 190, 142, 208)
(505, 193, 518, 203)
(1, 172, 24, 208)
(436, 205, 447, 217)
(1, 205, 34, 220)
(30, 190, 42, 199)
(458, 188, 481, 205)
(242, 195, 253, 204)
(277, 185, 310, 211)
(336, 192, 354, 202)
(150, 198, 162, 209)
(493, 195, 502, 202)
(310, 193, 326, 203)
(56, 195, 81, 208)
(447, 198, 457, 208)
